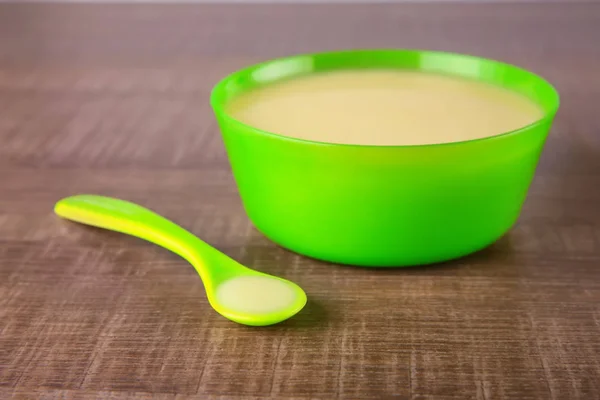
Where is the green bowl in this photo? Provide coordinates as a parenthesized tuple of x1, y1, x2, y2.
(210, 49, 559, 267)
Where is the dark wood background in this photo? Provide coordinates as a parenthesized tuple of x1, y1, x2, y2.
(1, 2, 599, 399)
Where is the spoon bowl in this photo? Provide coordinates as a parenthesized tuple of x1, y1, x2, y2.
(55, 195, 307, 326)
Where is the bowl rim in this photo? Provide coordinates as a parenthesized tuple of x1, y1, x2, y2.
(209, 48, 560, 149)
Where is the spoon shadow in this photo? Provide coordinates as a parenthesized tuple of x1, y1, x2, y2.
(278, 298, 328, 329)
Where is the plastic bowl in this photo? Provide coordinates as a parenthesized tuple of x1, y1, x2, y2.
(210, 49, 559, 267)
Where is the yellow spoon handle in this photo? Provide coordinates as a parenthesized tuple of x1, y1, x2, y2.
(54, 194, 225, 281)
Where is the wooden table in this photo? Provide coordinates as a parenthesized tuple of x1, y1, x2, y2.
(1, 3, 599, 399)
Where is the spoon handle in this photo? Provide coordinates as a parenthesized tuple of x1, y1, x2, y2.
(54, 194, 222, 279)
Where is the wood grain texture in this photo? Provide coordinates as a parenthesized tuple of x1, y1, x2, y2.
(1, 2, 599, 399)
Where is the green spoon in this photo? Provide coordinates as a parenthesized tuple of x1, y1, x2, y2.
(54, 194, 307, 326)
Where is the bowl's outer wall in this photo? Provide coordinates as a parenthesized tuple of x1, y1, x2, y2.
(211, 50, 559, 267)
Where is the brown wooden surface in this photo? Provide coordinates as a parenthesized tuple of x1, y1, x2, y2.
(1, 3, 599, 399)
